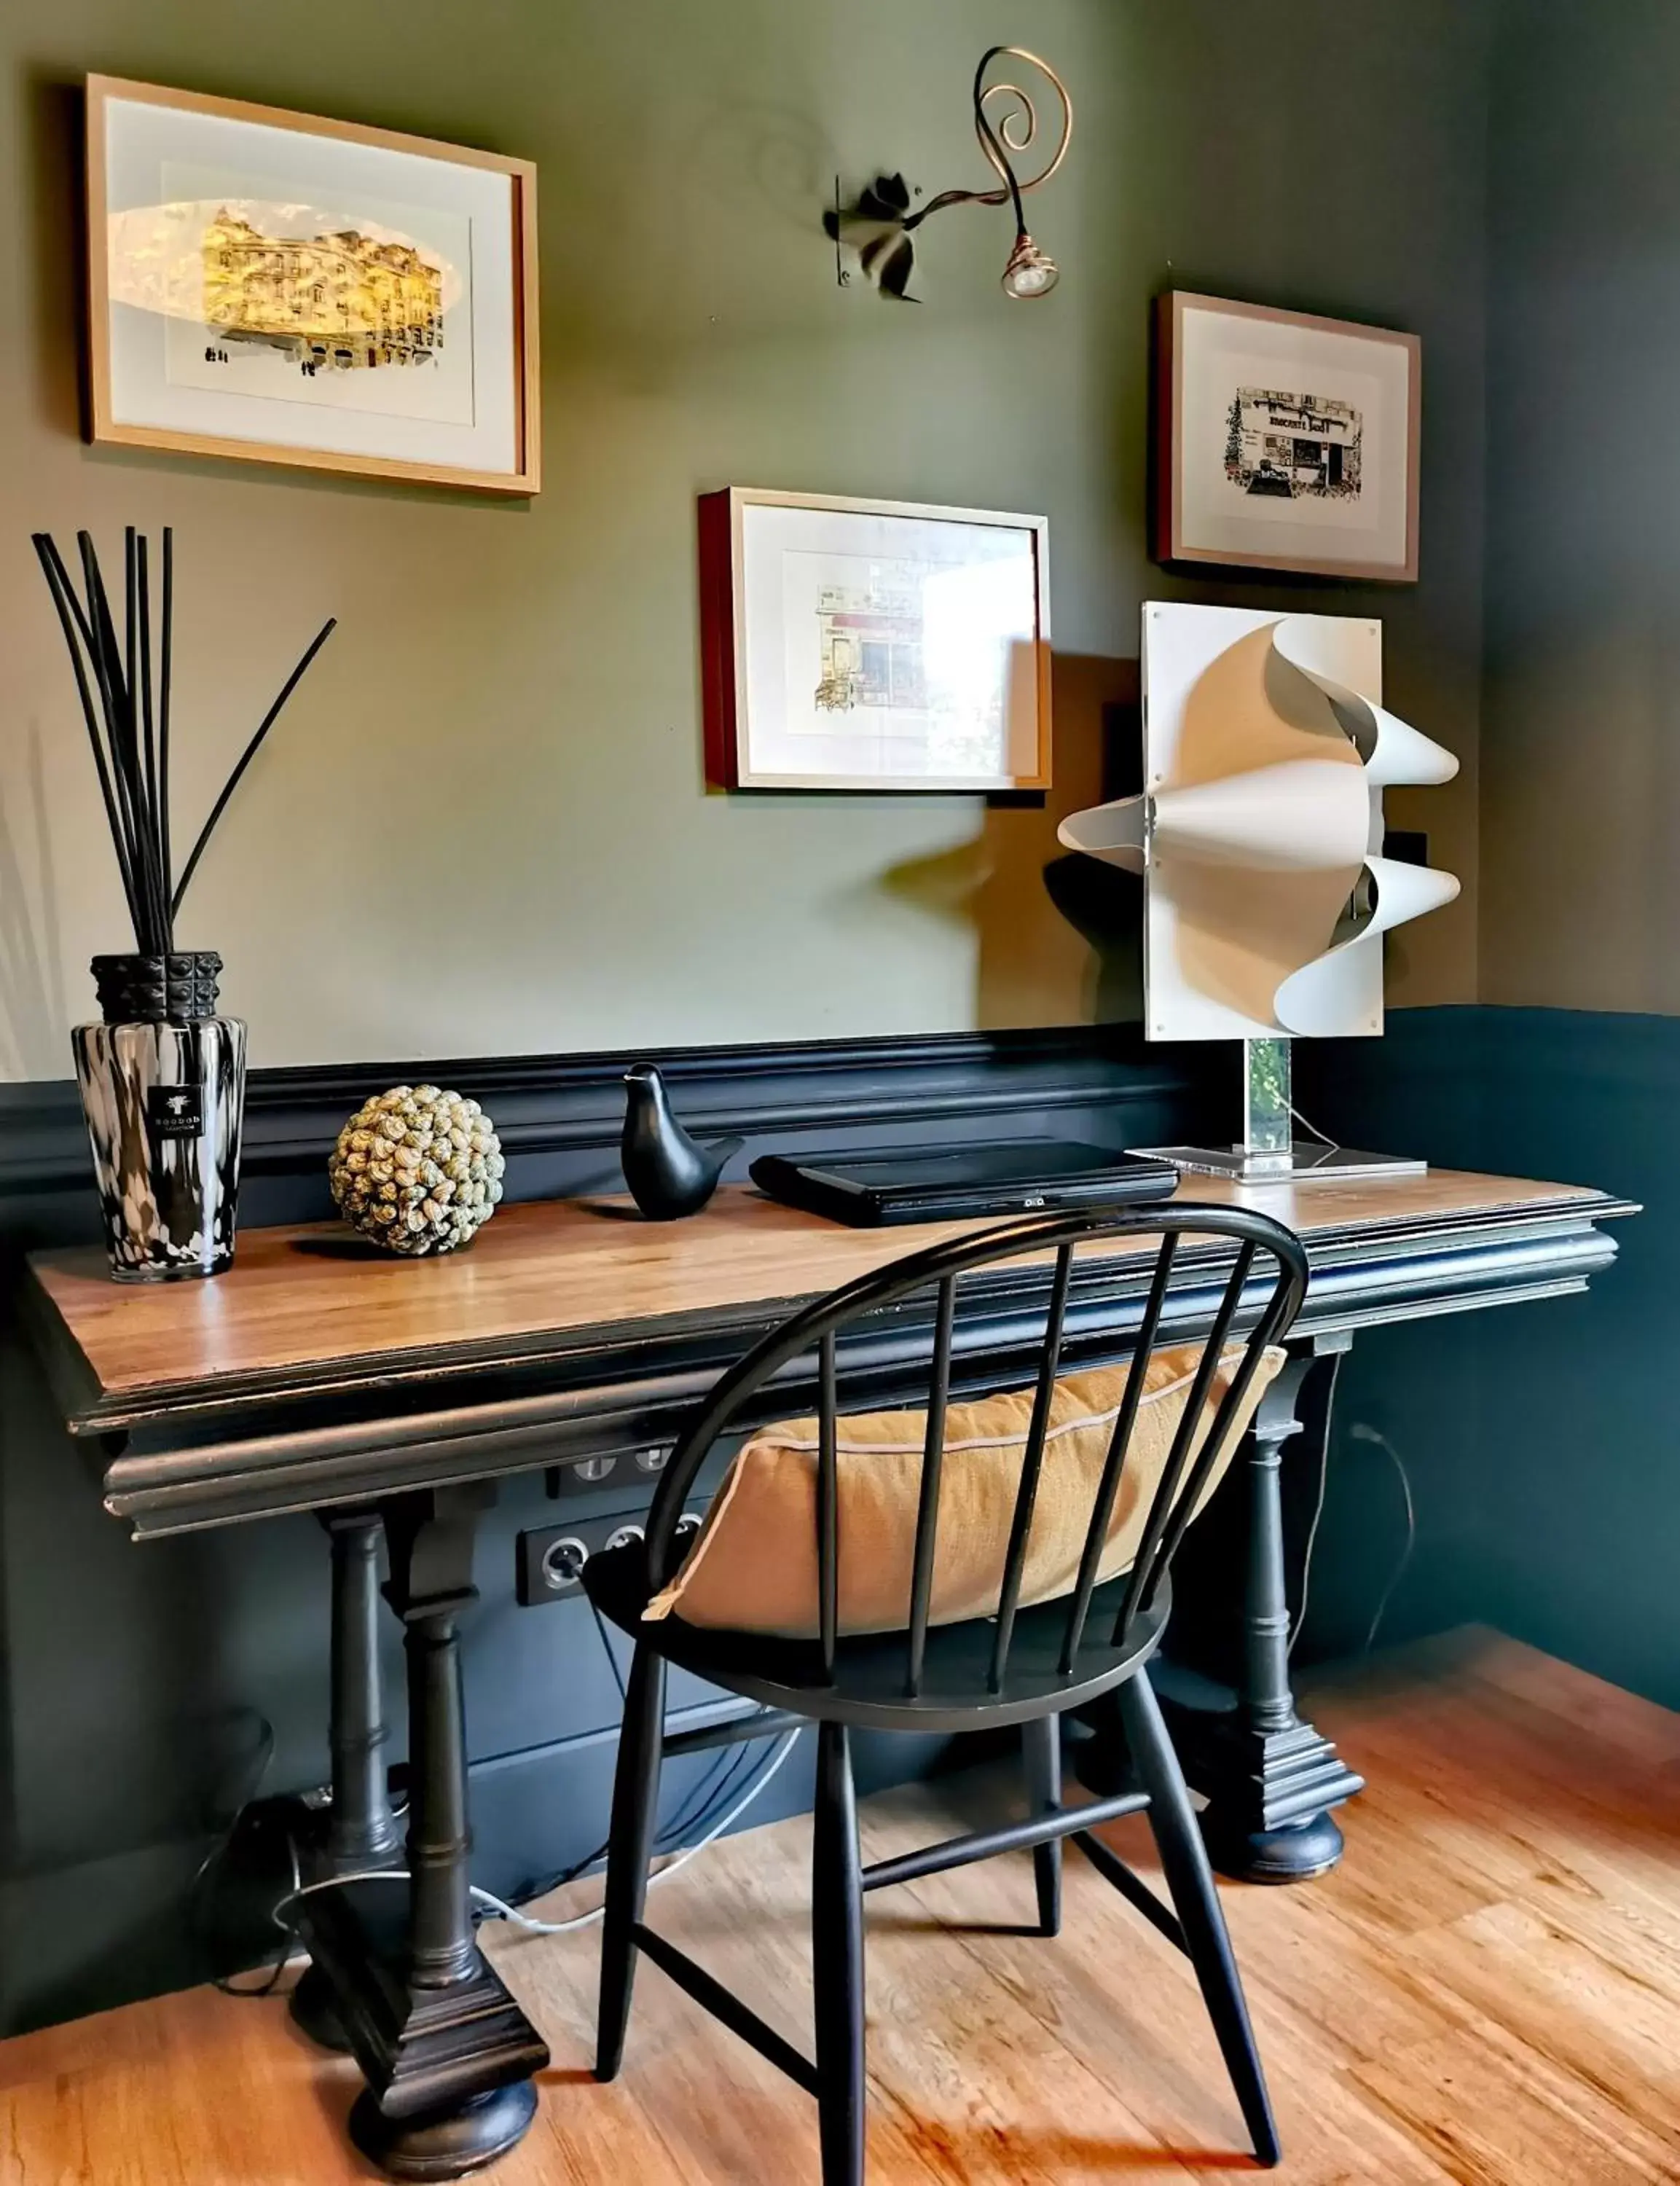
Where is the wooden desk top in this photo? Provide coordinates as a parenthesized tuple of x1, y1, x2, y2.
(27, 1170, 1622, 1413)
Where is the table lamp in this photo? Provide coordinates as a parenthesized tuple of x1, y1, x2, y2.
(1058, 603, 1460, 1180)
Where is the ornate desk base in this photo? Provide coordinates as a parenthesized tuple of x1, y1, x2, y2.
(1085, 1336, 1367, 1882)
(290, 1487, 548, 2180)
(23, 1170, 1629, 2149)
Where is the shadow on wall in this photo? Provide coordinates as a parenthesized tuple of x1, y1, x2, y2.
(545, 96, 842, 381)
(875, 651, 1145, 1030)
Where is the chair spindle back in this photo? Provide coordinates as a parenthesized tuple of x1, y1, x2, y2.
(643, 1204, 1308, 1698)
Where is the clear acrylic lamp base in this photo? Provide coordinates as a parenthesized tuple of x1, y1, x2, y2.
(1134, 1140, 1426, 1183)
(1132, 1038, 1426, 1185)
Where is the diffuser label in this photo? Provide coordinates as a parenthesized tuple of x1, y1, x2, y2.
(148, 1084, 204, 1140)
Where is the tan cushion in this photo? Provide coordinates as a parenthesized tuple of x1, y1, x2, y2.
(645, 1340, 1286, 1640)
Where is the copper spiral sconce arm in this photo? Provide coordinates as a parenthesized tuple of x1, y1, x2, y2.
(826, 46, 1072, 301)
(907, 47, 1073, 231)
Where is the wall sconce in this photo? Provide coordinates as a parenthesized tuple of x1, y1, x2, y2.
(825, 45, 1072, 302)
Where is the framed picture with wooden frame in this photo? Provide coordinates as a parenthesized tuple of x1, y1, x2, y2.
(1155, 292, 1420, 582)
(85, 74, 539, 493)
(700, 487, 1053, 794)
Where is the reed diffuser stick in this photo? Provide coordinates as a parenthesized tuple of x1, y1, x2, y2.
(31, 528, 337, 957)
(170, 614, 337, 917)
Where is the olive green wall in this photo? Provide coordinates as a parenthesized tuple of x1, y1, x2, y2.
(1480, 0, 1680, 1011)
(1, 0, 1488, 1080)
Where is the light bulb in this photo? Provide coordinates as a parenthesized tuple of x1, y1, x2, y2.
(1002, 232, 1059, 299)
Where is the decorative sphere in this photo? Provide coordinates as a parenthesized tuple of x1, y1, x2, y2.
(328, 1085, 506, 1256)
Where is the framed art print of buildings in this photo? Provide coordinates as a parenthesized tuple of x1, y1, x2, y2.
(1155, 293, 1419, 581)
(700, 487, 1052, 794)
(85, 77, 540, 493)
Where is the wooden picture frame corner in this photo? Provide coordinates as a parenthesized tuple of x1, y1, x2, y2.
(83, 74, 539, 495)
(1151, 289, 1420, 585)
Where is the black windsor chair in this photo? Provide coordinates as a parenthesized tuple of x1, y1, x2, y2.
(583, 1201, 1309, 2182)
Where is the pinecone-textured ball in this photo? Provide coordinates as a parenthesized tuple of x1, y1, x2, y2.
(329, 1086, 506, 1256)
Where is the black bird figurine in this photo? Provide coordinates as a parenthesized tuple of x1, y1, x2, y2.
(620, 1062, 743, 1221)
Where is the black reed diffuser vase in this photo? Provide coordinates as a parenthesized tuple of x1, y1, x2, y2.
(35, 526, 334, 1282)
(74, 951, 246, 1281)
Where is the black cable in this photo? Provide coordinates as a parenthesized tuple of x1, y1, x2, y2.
(202, 1823, 301, 1999)
(588, 1595, 628, 1701)
(183, 1714, 302, 1997)
(581, 1567, 780, 1852)
(211, 1599, 798, 1975)
(586, 1584, 738, 1845)
(662, 1738, 759, 1846)
(503, 1594, 728, 1906)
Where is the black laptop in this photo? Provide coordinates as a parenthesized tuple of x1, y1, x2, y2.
(749, 1140, 1180, 1228)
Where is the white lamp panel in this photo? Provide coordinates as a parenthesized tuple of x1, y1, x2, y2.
(1140, 603, 1386, 1044)
(1059, 604, 1459, 1048)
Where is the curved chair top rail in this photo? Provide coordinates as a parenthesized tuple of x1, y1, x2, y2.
(643, 1199, 1308, 1696)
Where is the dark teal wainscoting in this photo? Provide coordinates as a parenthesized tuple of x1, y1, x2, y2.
(1300, 1006, 1674, 1704)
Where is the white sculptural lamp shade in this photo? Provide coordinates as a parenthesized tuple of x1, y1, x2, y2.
(1056, 603, 1461, 1179)
(1059, 604, 1460, 1043)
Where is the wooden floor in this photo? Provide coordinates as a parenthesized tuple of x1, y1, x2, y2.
(6, 1629, 1680, 2184)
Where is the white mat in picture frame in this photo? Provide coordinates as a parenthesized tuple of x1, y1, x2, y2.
(86, 74, 540, 493)
(1155, 293, 1419, 581)
(701, 488, 1052, 794)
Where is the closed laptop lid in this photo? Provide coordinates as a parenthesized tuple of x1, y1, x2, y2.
(750, 1140, 1181, 1225)
(790, 1142, 1159, 1197)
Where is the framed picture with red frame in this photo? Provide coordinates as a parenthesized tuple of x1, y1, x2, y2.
(700, 487, 1052, 792)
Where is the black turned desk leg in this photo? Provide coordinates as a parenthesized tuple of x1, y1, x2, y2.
(290, 1484, 545, 2182)
(292, 1509, 404, 2053)
(327, 1511, 404, 1871)
(401, 1599, 479, 1991)
(1182, 1339, 1366, 1884)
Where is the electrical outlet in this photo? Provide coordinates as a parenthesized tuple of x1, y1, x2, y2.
(515, 1501, 706, 1607)
(547, 1446, 673, 1496)
(515, 1524, 591, 1605)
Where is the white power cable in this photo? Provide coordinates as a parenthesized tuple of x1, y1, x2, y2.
(1287, 1428, 1332, 1660)
(270, 1726, 804, 1943)
(1349, 1422, 1418, 1655)
(1289, 1419, 1418, 1661)
(1287, 1098, 1342, 1169)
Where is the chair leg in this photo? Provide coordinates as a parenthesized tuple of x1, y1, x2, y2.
(811, 1720, 865, 2186)
(596, 1642, 667, 2083)
(1022, 1714, 1064, 1938)
(1118, 1674, 1281, 2169)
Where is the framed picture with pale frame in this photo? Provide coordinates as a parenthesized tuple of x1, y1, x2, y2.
(85, 75, 540, 493)
(1155, 292, 1420, 582)
(700, 487, 1053, 794)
